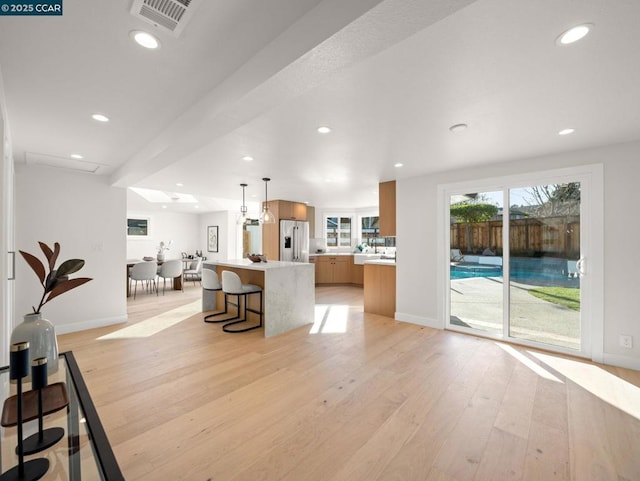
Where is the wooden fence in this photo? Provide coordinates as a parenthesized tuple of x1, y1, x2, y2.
(450, 215, 580, 258)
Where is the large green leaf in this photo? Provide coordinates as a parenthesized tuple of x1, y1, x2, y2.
(19, 250, 46, 284)
(44, 270, 58, 292)
(56, 259, 85, 278)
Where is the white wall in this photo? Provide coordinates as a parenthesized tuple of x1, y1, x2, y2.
(198, 211, 240, 261)
(126, 210, 200, 260)
(15, 164, 127, 334)
(396, 140, 640, 370)
(0, 67, 13, 365)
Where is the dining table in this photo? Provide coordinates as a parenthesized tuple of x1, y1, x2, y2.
(126, 259, 183, 297)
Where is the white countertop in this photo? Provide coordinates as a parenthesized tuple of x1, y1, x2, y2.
(309, 253, 353, 256)
(364, 259, 396, 266)
(204, 259, 312, 271)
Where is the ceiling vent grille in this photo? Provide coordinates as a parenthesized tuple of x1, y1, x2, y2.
(130, 0, 201, 37)
(25, 152, 105, 174)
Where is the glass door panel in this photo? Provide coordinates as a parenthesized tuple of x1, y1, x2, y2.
(508, 183, 581, 350)
(449, 191, 504, 335)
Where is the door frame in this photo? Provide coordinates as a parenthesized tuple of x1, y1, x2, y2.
(437, 164, 603, 362)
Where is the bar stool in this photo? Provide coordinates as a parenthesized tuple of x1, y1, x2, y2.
(202, 269, 225, 323)
(220, 271, 263, 333)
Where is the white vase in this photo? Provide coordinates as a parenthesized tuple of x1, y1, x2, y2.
(157, 252, 165, 262)
(11, 313, 59, 375)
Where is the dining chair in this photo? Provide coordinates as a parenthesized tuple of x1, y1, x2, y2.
(129, 261, 158, 299)
(183, 257, 203, 285)
(157, 259, 183, 295)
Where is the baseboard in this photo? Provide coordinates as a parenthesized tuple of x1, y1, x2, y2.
(395, 312, 444, 329)
(55, 315, 127, 335)
(602, 353, 640, 371)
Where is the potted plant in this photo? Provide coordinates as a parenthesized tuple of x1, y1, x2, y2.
(11, 242, 92, 373)
(157, 240, 172, 262)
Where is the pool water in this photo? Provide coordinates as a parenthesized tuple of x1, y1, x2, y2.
(450, 262, 580, 287)
(450, 264, 501, 279)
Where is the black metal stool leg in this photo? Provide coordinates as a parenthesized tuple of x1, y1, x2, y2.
(205, 292, 241, 323)
(222, 291, 263, 333)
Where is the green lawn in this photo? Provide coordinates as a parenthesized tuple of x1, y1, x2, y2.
(528, 286, 580, 311)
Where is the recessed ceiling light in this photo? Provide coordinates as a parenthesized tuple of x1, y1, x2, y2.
(70, 154, 83, 160)
(242, 156, 254, 162)
(130, 30, 160, 49)
(317, 126, 331, 134)
(162, 205, 167, 209)
(394, 163, 403, 168)
(449, 123, 468, 133)
(91, 113, 109, 122)
(558, 128, 575, 135)
(194, 205, 199, 209)
(176, 183, 183, 187)
(556, 23, 593, 45)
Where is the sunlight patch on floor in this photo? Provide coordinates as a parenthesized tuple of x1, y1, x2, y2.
(530, 350, 640, 420)
(98, 300, 201, 340)
(310, 304, 348, 334)
(495, 342, 563, 383)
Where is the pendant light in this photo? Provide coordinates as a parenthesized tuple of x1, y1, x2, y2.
(259, 177, 276, 224)
(237, 183, 248, 225)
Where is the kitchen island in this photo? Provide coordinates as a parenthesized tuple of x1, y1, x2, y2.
(202, 259, 315, 337)
(363, 259, 396, 318)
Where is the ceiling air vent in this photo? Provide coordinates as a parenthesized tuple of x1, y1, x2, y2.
(25, 152, 106, 174)
(130, 0, 202, 37)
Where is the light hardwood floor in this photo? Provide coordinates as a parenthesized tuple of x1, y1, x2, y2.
(58, 285, 640, 481)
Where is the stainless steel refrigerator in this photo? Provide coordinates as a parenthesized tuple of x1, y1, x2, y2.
(280, 220, 310, 262)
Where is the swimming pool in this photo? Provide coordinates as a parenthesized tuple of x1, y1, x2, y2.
(450, 263, 502, 279)
(451, 257, 580, 287)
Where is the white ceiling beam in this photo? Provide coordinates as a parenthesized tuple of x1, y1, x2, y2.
(110, 0, 478, 189)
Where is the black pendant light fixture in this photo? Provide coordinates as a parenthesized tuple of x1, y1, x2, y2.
(259, 177, 275, 224)
(237, 183, 248, 225)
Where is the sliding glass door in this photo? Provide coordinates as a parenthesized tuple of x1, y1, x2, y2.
(507, 184, 581, 350)
(449, 190, 504, 336)
(446, 169, 595, 357)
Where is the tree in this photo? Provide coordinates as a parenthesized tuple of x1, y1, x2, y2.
(525, 183, 580, 216)
(450, 202, 498, 252)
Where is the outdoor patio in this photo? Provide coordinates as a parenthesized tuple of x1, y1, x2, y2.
(450, 276, 580, 350)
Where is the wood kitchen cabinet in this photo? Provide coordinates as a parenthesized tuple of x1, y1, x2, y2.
(261, 200, 311, 260)
(379, 180, 396, 237)
(350, 263, 364, 286)
(315, 255, 350, 284)
(278, 200, 307, 221)
(307, 205, 315, 237)
(364, 263, 396, 318)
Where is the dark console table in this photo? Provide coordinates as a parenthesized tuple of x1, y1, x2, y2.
(0, 351, 124, 480)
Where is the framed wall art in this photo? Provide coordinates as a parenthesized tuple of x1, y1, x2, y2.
(127, 217, 150, 238)
(207, 225, 219, 252)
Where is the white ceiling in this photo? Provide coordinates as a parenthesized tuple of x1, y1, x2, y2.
(1, 0, 639, 213)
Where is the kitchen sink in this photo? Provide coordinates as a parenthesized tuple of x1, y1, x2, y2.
(353, 253, 382, 265)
